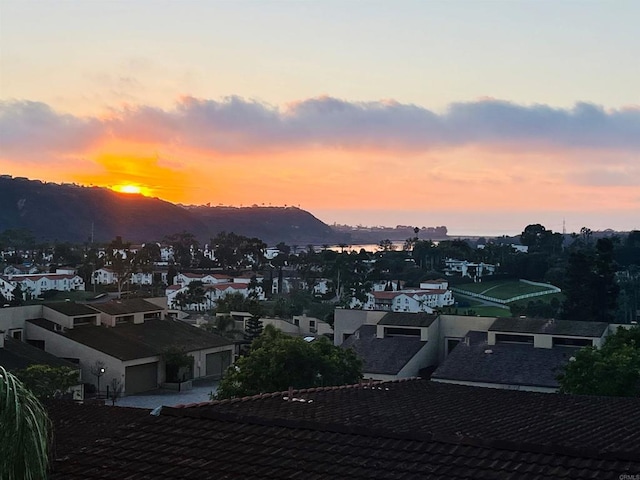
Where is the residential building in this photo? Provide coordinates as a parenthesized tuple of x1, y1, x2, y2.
(2, 298, 235, 395)
(443, 258, 496, 281)
(0, 332, 83, 399)
(0, 273, 85, 300)
(335, 310, 611, 391)
(261, 314, 333, 338)
(355, 279, 454, 313)
(341, 312, 438, 380)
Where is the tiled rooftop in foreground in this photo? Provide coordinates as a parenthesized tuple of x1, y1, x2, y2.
(50, 379, 640, 479)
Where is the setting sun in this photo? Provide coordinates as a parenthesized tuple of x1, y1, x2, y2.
(112, 184, 151, 196)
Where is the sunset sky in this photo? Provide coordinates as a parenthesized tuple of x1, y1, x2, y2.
(1, 1, 638, 236)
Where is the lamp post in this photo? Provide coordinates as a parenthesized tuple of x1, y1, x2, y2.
(97, 367, 105, 397)
(91, 361, 107, 399)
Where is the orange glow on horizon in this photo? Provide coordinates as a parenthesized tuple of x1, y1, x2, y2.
(111, 184, 152, 196)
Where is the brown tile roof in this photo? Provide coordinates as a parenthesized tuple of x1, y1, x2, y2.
(431, 331, 571, 388)
(46, 400, 149, 459)
(0, 336, 78, 371)
(188, 379, 640, 457)
(44, 302, 98, 317)
(41, 319, 234, 361)
(489, 317, 609, 337)
(89, 298, 164, 316)
(50, 380, 640, 479)
(341, 324, 427, 374)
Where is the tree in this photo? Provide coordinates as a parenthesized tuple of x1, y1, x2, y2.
(14, 364, 78, 400)
(216, 292, 262, 316)
(244, 316, 263, 343)
(520, 224, 562, 255)
(10, 282, 24, 306)
(558, 326, 640, 396)
(0, 366, 51, 479)
(105, 236, 137, 298)
(165, 231, 199, 269)
(562, 238, 619, 322)
(211, 231, 267, 270)
(378, 239, 396, 252)
(90, 360, 106, 395)
(163, 347, 193, 383)
(108, 378, 123, 406)
(181, 280, 206, 310)
(215, 325, 362, 399)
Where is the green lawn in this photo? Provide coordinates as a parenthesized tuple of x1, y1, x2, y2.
(471, 306, 512, 317)
(24, 290, 99, 305)
(508, 292, 565, 307)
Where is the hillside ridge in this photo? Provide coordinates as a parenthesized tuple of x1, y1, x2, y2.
(0, 176, 345, 245)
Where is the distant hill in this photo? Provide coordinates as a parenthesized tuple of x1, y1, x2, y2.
(0, 176, 346, 245)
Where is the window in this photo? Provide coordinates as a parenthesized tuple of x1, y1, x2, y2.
(73, 316, 96, 326)
(309, 320, 316, 328)
(495, 333, 534, 344)
(11, 329, 23, 341)
(552, 337, 592, 348)
(384, 327, 420, 337)
(116, 315, 135, 324)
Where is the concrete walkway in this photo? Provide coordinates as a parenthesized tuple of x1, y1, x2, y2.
(112, 378, 219, 409)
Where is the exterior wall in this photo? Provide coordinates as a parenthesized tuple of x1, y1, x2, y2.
(259, 316, 333, 337)
(334, 309, 387, 346)
(420, 280, 449, 290)
(0, 305, 43, 331)
(426, 318, 439, 345)
(534, 334, 552, 349)
(292, 314, 332, 336)
(144, 297, 169, 310)
(188, 345, 235, 379)
(94, 269, 117, 285)
(25, 322, 127, 392)
(131, 272, 153, 285)
(431, 378, 557, 394)
(262, 317, 299, 334)
(437, 315, 497, 363)
(396, 342, 436, 377)
(42, 306, 77, 329)
(0, 277, 15, 300)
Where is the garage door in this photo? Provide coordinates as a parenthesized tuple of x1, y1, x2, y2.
(125, 362, 158, 394)
(206, 351, 232, 379)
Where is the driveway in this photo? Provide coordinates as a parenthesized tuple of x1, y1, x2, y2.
(112, 378, 219, 409)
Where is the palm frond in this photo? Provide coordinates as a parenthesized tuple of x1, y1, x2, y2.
(0, 366, 51, 480)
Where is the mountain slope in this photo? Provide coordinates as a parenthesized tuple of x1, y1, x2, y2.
(0, 177, 343, 245)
